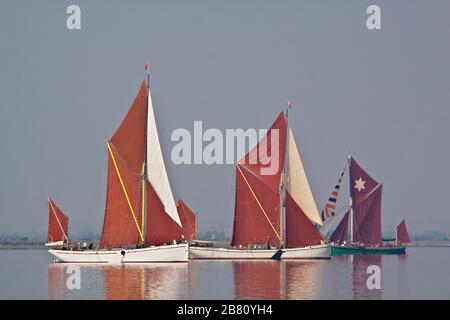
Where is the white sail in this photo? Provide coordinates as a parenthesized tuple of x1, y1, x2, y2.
(287, 127, 322, 226)
(146, 87, 181, 226)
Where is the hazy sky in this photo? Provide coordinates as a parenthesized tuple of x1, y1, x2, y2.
(1, 1, 449, 237)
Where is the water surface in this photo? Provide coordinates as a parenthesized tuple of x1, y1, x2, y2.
(0, 247, 448, 299)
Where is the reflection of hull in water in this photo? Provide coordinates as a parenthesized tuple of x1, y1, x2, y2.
(282, 244, 331, 259)
(189, 247, 278, 259)
(48, 264, 68, 300)
(104, 263, 189, 300)
(332, 245, 406, 255)
(352, 255, 382, 299)
(285, 260, 326, 299)
(49, 243, 188, 263)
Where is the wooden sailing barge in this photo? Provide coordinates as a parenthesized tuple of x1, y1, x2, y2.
(190, 110, 331, 259)
(48, 74, 189, 263)
(320, 156, 409, 255)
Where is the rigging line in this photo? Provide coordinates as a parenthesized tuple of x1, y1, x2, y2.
(48, 198, 68, 241)
(236, 164, 282, 242)
(106, 141, 145, 243)
(86, 143, 105, 238)
(229, 161, 236, 241)
(334, 163, 350, 215)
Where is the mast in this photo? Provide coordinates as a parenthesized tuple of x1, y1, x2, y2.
(142, 62, 150, 245)
(395, 225, 398, 245)
(281, 103, 290, 246)
(348, 154, 354, 243)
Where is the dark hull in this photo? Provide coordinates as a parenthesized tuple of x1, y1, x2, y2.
(331, 245, 406, 255)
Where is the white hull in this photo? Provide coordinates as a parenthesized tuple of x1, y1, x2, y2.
(189, 247, 279, 259)
(122, 244, 188, 263)
(49, 243, 188, 263)
(49, 249, 124, 264)
(189, 244, 331, 260)
(281, 244, 331, 259)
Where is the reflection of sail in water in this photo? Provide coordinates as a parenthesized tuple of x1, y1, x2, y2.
(396, 253, 409, 298)
(145, 264, 188, 299)
(103, 266, 146, 300)
(284, 260, 325, 299)
(233, 261, 282, 299)
(352, 255, 382, 299)
(187, 261, 199, 299)
(48, 264, 67, 300)
(103, 264, 188, 300)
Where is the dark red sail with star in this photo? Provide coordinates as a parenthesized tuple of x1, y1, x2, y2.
(349, 157, 382, 245)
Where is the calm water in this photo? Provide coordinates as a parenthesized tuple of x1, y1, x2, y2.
(0, 247, 449, 299)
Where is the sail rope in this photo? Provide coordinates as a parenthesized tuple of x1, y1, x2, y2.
(236, 164, 282, 242)
(106, 141, 145, 244)
(86, 144, 105, 242)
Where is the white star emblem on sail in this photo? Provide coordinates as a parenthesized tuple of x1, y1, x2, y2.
(354, 177, 366, 192)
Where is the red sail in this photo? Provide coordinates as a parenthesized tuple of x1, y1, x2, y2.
(349, 157, 382, 245)
(99, 81, 148, 248)
(349, 157, 379, 204)
(177, 199, 197, 240)
(330, 211, 349, 243)
(232, 164, 281, 247)
(146, 181, 184, 246)
(285, 191, 323, 248)
(231, 113, 286, 247)
(99, 148, 143, 248)
(239, 112, 287, 192)
(110, 81, 148, 174)
(397, 219, 410, 244)
(47, 198, 68, 243)
(353, 184, 382, 245)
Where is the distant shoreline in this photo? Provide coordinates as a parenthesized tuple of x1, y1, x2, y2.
(0, 243, 46, 250)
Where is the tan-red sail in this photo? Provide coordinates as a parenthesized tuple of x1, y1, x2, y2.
(231, 113, 286, 247)
(239, 112, 287, 191)
(47, 198, 68, 243)
(397, 219, 410, 244)
(99, 81, 148, 248)
(285, 191, 323, 248)
(231, 164, 281, 247)
(146, 181, 184, 246)
(350, 157, 382, 245)
(330, 211, 349, 243)
(353, 184, 383, 245)
(177, 199, 197, 240)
